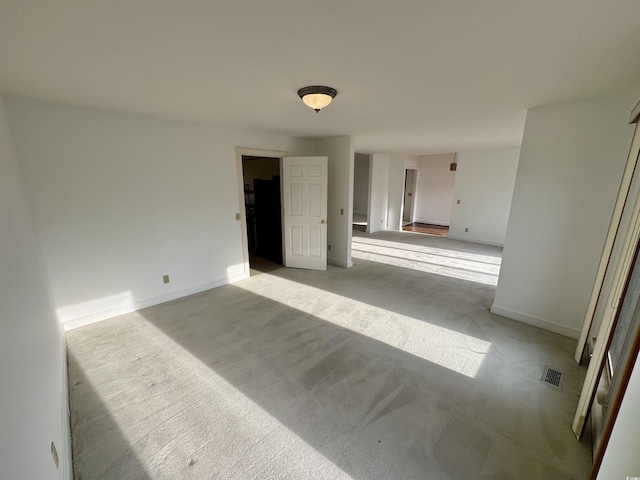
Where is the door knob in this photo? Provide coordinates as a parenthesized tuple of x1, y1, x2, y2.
(321, 219, 326, 224)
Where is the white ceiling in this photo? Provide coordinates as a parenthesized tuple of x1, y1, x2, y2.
(1, 1, 639, 155)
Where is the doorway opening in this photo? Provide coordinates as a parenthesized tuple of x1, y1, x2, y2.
(401, 165, 450, 237)
(241, 155, 283, 267)
(353, 153, 370, 232)
(402, 168, 417, 226)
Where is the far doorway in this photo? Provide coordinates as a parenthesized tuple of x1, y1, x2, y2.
(353, 153, 370, 231)
(401, 167, 449, 237)
(402, 168, 417, 225)
(241, 156, 283, 266)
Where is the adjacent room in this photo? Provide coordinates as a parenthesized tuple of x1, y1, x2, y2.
(2, 2, 640, 480)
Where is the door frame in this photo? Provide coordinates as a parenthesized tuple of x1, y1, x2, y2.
(572, 105, 640, 439)
(575, 124, 640, 363)
(235, 147, 288, 277)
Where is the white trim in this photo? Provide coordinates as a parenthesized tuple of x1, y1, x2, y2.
(573, 138, 640, 438)
(490, 304, 580, 339)
(328, 256, 353, 268)
(574, 122, 640, 362)
(413, 219, 450, 227)
(60, 323, 72, 480)
(448, 234, 504, 247)
(63, 272, 249, 331)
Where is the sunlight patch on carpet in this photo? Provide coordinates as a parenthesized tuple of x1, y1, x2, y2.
(352, 237, 500, 286)
(238, 275, 491, 379)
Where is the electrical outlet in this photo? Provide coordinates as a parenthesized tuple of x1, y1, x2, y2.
(328, 244, 331, 251)
(381, 219, 383, 224)
(235, 213, 241, 221)
(457, 199, 460, 204)
(51, 441, 59, 469)
(340, 208, 344, 215)
(163, 274, 170, 284)
(465, 227, 469, 232)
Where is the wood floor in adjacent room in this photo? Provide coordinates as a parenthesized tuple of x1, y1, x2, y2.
(401, 222, 449, 236)
(67, 229, 592, 480)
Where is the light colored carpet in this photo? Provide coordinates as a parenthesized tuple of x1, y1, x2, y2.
(67, 229, 592, 479)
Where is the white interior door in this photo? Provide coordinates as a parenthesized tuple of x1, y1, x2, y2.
(282, 156, 328, 270)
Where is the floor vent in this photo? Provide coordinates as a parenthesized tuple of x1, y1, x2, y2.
(541, 365, 564, 391)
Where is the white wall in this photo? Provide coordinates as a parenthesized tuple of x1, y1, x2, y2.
(4, 95, 316, 327)
(448, 147, 520, 246)
(404, 156, 420, 170)
(0, 97, 71, 479)
(317, 136, 355, 268)
(413, 153, 456, 226)
(597, 353, 640, 479)
(353, 153, 369, 216)
(492, 94, 638, 338)
(387, 155, 406, 231)
(368, 154, 390, 233)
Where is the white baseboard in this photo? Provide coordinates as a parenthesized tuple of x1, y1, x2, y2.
(414, 219, 450, 227)
(62, 272, 249, 331)
(328, 256, 353, 268)
(448, 234, 504, 247)
(490, 304, 580, 339)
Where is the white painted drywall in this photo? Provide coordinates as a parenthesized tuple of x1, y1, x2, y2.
(597, 353, 640, 479)
(448, 147, 520, 246)
(386, 156, 406, 231)
(4, 95, 316, 327)
(0, 96, 71, 479)
(368, 154, 390, 234)
(353, 153, 370, 216)
(413, 153, 456, 226)
(404, 156, 420, 170)
(493, 94, 638, 338)
(317, 136, 355, 268)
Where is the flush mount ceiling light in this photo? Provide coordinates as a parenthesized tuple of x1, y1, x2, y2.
(297, 86, 337, 113)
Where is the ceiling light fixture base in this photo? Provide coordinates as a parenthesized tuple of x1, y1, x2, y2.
(298, 86, 337, 112)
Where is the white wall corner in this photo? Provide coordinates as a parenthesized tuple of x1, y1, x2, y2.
(328, 256, 352, 268)
(490, 304, 580, 339)
(448, 234, 504, 247)
(63, 272, 249, 331)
